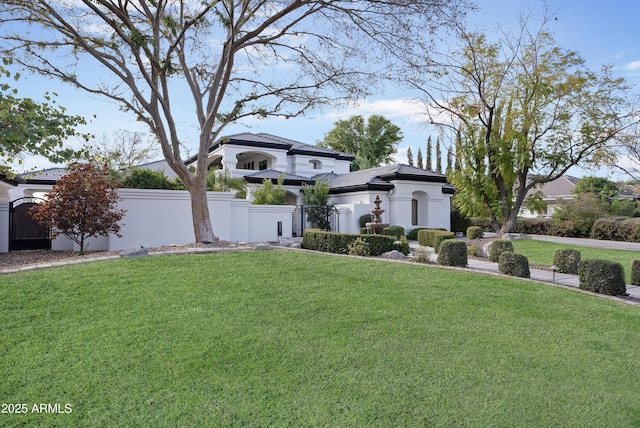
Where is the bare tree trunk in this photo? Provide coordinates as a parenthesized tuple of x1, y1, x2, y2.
(187, 181, 217, 244)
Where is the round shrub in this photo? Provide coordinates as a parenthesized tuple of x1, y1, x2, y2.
(488, 239, 514, 262)
(359, 214, 374, 228)
(413, 247, 431, 264)
(436, 240, 468, 267)
(553, 249, 581, 274)
(578, 259, 627, 296)
(466, 226, 484, 240)
(498, 252, 530, 278)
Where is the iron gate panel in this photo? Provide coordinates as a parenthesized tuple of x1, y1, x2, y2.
(9, 197, 51, 251)
(292, 205, 338, 237)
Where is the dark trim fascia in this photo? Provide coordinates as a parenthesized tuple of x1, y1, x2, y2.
(244, 176, 316, 186)
(287, 148, 356, 161)
(442, 186, 455, 195)
(0, 174, 22, 186)
(329, 183, 394, 195)
(379, 172, 448, 184)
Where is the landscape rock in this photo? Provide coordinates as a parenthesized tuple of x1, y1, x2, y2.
(120, 247, 149, 259)
(380, 250, 408, 260)
(278, 237, 303, 248)
(252, 242, 272, 250)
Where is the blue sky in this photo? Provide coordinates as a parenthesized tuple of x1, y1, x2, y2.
(8, 0, 640, 178)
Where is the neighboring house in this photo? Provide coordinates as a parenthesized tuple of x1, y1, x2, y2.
(520, 175, 581, 218)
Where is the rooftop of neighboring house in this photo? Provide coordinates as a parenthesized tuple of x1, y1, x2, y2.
(526, 175, 581, 199)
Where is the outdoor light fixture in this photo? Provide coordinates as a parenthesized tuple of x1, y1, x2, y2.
(551, 265, 558, 283)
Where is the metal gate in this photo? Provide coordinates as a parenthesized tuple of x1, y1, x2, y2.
(292, 205, 338, 237)
(9, 197, 51, 251)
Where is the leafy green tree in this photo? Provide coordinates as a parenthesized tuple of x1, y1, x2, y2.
(29, 162, 125, 254)
(417, 148, 424, 169)
(0, 61, 89, 174)
(252, 176, 287, 205)
(0, 1, 467, 243)
(405, 10, 640, 235)
(206, 168, 246, 198)
(406, 147, 414, 166)
(301, 178, 333, 230)
(426, 136, 433, 170)
(573, 176, 619, 203)
(123, 168, 176, 189)
(319, 115, 402, 171)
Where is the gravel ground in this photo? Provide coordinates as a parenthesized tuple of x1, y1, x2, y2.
(0, 241, 249, 272)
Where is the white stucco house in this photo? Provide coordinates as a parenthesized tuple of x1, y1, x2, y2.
(184, 132, 453, 234)
(1, 132, 453, 253)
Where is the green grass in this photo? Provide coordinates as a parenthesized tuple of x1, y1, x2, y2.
(513, 239, 639, 282)
(2, 250, 640, 427)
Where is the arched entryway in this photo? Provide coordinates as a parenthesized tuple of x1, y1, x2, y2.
(9, 197, 51, 251)
(411, 191, 429, 226)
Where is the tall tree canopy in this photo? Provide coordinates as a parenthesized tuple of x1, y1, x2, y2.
(318, 115, 403, 171)
(403, 11, 640, 235)
(0, 0, 469, 243)
(0, 62, 90, 174)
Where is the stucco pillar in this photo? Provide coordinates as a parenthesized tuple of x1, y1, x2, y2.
(0, 201, 9, 253)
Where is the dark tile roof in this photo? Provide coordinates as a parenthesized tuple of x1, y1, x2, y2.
(328, 164, 449, 194)
(188, 132, 355, 164)
(526, 175, 580, 198)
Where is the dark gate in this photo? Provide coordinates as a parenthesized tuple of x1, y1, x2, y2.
(9, 197, 51, 251)
(292, 205, 338, 237)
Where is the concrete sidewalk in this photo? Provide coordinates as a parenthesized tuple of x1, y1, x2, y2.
(411, 242, 640, 300)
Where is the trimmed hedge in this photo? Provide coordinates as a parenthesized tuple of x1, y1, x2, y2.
(406, 227, 430, 240)
(513, 217, 553, 235)
(383, 225, 405, 238)
(437, 240, 468, 267)
(302, 230, 409, 256)
(466, 226, 484, 240)
(553, 249, 581, 274)
(578, 259, 627, 296)
(632, 260, 640, 286)
(498, 252, 530, 278)
(590, 217, 640, 242)
(417, 229, 455, 253)
(488, 239, 514, 263)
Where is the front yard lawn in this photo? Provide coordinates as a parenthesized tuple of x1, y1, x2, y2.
(2, 250, 640, 427)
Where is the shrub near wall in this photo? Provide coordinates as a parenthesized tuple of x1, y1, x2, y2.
(417, 229, 455, 253)
(632, 260, 640, 286)
(383, 225, 405, 239)
(578, 259, 627, 296)
(406, 227, 429, 240)
(302, 230, 408, 256)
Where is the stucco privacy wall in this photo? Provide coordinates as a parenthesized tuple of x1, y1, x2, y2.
(47, 189, 295, 252)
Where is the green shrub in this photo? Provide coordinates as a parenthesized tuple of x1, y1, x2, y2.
(514, 217, 553, 235)
(578, 259, 627, 296)
(632, 260, 640, 286)
(451, 205, 472, 232)
(488, 239, 514, 263)
(302, 230, 401, 256)
(124, 168, 176, 189)
(433, 231, 455, 254)
(436, 240, 468, 267)
(471, 217, 492, 231)
(359, 214, 374, 228)
(394, 236, 411, 256)
(252, 176, 287, 205)
(590, 217, 628, 241)
(383, 225, 405, 238)
(406, 227, 429, 240)
(416, 229, 454, 251)
(347, 237, 370, 256)
(467, 245, 480, 257)
(498, 252, 530, 278)
(553, 249, 581, 274)
(359, 227, 370, 235)
(466, 226, 484, 240)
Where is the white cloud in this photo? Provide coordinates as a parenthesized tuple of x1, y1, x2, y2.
(624, 61, 640, 71)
